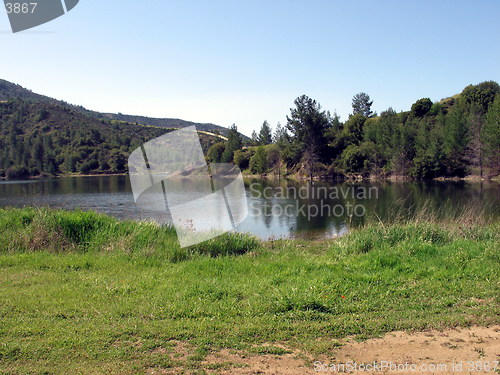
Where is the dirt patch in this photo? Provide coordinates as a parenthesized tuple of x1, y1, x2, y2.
(203, 346, 310, 375)
(202, 325, 500, 374)
(328, 325, 500, 375)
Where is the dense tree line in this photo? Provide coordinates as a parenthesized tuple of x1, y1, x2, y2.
(2, 81, 498, 181)
(210, 81, 499, 180)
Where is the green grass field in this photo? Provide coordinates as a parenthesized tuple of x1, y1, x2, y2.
(0, 208, 498, 374)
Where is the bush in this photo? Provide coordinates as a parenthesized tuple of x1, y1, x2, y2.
(5, 166, 30, 179)
(340, 144, 371, 174)
(79, 160, 99, 174)
(233, 149, 253, 170)
(207, 142, 226, 163)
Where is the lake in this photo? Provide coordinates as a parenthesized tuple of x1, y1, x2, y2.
(0, 176, 498, 240)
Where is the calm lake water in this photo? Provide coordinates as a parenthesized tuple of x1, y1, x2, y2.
(0, 176, 499, 240)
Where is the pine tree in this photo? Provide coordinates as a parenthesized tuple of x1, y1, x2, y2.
(286, 95, 330, 168)
(221, 124, 242, 163)
(352, 92, 373, 117)
(258, 121, 273, 145)
(483, 97, 500, 175)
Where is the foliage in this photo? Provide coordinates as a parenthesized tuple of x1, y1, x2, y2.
(286, 95, 330, 177)
(352, 92, 373, 117)
(221, 124, 242, 163)
(410, 98, 433, 118)
(249, 146, 268, 174)
(266, 143, 281, 173)
(483, 97, 500, 174)
(233, 148, 253, 170)
(0, 100, 222, 178)
(340, 143, 371, 174)
(258, 120, 273, 145)
(207, 142, 226, 163)
(2, 81, 499, 181)
(272, 122, 288, 145)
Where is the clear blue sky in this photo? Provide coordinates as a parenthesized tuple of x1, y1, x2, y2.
(1, 0, 499, 136)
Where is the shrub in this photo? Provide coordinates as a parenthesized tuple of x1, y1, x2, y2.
(233, 149, 253, 170)
(5, 166, 30, 179)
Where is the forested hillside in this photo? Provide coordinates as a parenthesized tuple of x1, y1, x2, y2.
(219, 81, 499, 180)
(0, 100, 221, 178)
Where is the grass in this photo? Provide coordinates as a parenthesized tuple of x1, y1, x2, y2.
(0, 207, 260, 261)
(0, 207, 498, 374)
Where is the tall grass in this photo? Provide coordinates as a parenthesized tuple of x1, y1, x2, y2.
(368, 197, 494, 227)
(344, 199, 499, 255)
(0, 207, 260, 261)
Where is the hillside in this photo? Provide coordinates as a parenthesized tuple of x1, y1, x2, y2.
(0, 79, 232, 136)
(0, 99, 223, 179)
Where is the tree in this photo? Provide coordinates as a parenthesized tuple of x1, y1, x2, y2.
(362, 108, 398, 173)
(258, 121, 273, 145)
(233, 149, 252, 170)
(410, 98, 433, 118)
(412, 117, 446, 178)
(251, 130, 259, 146)
(64, 154, 78, 173)
(340, 144, 371, 174)
(109, 150, 127, 173)
(482, 97, 500, 175)
(461, 81, 500, 114)
(286, 95, 330, 169)
(207, 142, 225, 163)
(443, 103, 469, 177)
(266, 144, 281, 176)
(221, 124, 242, 163)
(249, 146, 268, 175)
(272, 122, 288, 146)
(352, 92, 373, 117)
(340, 113, 366, 147)
(392, 119, 416, 176)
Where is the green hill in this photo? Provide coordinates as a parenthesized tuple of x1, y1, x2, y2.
(0, 98, 223, 179)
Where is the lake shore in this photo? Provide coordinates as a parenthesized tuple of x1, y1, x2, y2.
(0, 207, 498, 373)
(2, 170, 499, 183)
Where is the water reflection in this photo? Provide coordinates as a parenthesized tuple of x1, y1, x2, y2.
(0, 176, 498, 240)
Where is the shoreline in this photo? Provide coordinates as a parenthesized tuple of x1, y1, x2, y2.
(1, 171, 499, 183)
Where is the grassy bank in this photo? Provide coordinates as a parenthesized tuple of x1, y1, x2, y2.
(0, 208, 498, 374)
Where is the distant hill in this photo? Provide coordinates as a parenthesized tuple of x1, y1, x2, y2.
(0, 79, 235, 137)
(0, 79, 238, 179)
(97, 112, 230, 136)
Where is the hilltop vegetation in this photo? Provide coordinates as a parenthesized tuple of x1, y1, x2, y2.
(217, 81, 500, 180)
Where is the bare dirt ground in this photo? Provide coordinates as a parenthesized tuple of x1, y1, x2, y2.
(174, 325, 500, 375)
